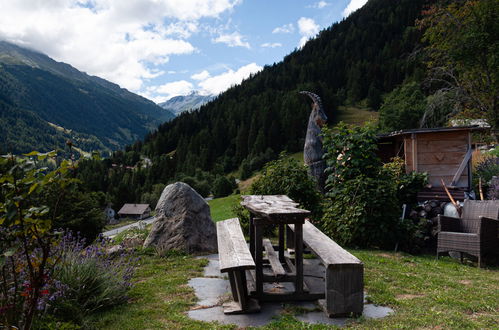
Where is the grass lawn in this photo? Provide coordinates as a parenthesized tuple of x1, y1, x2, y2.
(90, 196, 498, 328)
(208, 194, 241, 222)
(335, 106, 378, 126)
(89, 248, 498, 329)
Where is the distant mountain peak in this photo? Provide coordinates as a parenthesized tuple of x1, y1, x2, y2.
(159, 92, 214, 116)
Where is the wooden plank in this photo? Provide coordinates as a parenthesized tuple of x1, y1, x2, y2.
(289, 221, 362, 266)
(417, 140, 468, 153)
(418, 164, 467, 176)
(216, 218, 255, 272)
(263, 239, 286, 277)
(416, 152, 468, 166)
(416, 131, 469, 141)
(450, 147, 472, 186)
(428, 176, 468, 188)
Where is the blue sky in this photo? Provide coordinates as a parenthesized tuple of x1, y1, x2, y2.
(0, 0, 368, 103)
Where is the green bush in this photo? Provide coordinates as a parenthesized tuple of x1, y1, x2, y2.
(250, 152, 322, 215)
(247, 153, 323, 236)
(322, 123, 424, 249)
(212, 176, 235, 198)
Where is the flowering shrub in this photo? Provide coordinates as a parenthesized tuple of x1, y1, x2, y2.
(48, 232, 137, 324)
(488, 176, 499, 200)
(474, 157, 499, 197)
(0, 152, 75, 329)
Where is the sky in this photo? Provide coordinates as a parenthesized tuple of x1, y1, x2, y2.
(0, 0, 368, 103)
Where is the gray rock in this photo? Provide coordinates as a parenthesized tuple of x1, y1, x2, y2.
(143, 182, 217, 253)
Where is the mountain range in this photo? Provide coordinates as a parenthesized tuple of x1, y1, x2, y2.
(0, 41, 174, 154)
(159, 92, 214, 116)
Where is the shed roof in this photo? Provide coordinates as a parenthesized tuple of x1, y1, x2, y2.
(378, 125, 485, 139)
(118, 203, 150, 215)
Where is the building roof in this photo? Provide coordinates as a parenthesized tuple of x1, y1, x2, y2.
(118, 203, 150, 215)
(377, 125, 486, 139)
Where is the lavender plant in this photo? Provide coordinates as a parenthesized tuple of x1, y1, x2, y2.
(48, 232, 137, 324)
(488, 176, 499, 200)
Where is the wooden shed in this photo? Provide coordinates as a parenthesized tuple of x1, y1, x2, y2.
(377, 126, 485, 201)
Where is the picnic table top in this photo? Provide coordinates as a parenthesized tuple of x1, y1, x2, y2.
(241, 195, 311, 223)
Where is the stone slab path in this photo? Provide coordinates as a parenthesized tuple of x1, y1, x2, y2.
(187, 254, 394, 327)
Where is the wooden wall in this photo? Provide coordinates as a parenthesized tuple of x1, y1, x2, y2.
(404, 131, 470, 188)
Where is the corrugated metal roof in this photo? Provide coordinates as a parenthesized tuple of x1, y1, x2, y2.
(118, 203, 150, 215)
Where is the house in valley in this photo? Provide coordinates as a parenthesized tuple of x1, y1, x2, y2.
(118, 203, 151, 220)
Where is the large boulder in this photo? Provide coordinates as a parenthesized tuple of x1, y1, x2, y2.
(143, 182, 217, 253)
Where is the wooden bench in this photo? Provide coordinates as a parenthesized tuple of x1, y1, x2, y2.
(216, 218, 259, 314)
(289, 220, 364, 317)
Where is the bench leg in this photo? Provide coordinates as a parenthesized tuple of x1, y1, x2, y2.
(223, 269, 260, 314)
(228, 271, 239, 302)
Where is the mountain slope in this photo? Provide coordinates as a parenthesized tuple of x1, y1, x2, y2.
(159, 92, 214, 116)
(0, 41, 174, 154)
(77, 0, 433, 208)
(137, 0, 428, 173)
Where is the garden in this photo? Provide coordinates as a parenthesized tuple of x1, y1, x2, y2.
(1, 122, 498, 328)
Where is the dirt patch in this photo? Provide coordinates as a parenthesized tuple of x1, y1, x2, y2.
(458, 280, 472, 285)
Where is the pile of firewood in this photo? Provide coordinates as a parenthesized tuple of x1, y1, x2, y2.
(408, 200, 446, 222)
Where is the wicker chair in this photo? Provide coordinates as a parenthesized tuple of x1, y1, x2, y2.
(436, 200, 499, 267)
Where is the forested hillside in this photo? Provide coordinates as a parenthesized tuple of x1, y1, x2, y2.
(77, 0, 432, 208)
(0, 41, 175, 154)
(138, 0, 426, 174)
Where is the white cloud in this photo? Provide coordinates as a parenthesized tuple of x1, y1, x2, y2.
(198, 63, 262, 95)
(191, 70, 211, 81)
(298, 17, 320, 48)
(272, 23, 294, 34)
(308, 1, 329, 9)
(261, 42, 282, 48)
(0, 0, 241, 91)
(342, 0, 368, 17)
(145, 80, 194, 102)
(213, 32, 250, 49)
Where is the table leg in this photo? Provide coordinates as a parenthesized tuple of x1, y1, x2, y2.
(294, 222, 304, 293)
(249, 215, 255, 259)
(278, 224, 285, 262)
(254, 223, 263, 296)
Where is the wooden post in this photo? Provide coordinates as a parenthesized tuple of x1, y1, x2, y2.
(278, 224, 285, 262)
(411, 133, 418, 172)
(249, 214, 255, 259)
(254, 223, 263, 296)
(294, 222, 304, 293)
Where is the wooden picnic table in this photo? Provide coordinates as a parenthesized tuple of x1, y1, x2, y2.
(241, 195, 321, 302)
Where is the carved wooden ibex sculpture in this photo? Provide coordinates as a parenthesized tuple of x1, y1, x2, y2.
(300, 91, 328, 193)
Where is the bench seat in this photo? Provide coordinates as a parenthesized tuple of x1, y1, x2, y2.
(289, 220, 364, 317)
(216, 218, 259, 314)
